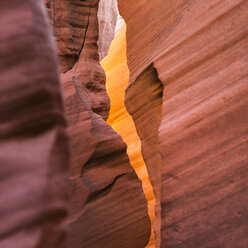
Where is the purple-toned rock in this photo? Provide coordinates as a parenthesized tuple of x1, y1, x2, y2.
(0, 1, 69, 247)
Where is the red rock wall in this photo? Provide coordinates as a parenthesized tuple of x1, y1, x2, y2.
(45, 0, 97, 73)
(3, 0, 247, 247)
(119, 0, 248, 247)
(49, 0, 151, 247)
(0, 1, 69, 247)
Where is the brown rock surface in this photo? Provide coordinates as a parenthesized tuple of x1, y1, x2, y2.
(125, 64, 163, 248)
(0, 1, 69, 247)
(50, 0, 151, 247)
(119, 0, 248, 247)
(3, 0, 247, 247)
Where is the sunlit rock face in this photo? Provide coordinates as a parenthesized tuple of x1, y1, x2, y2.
(0, 1, 69, 247)
(97, 0, 117, 60)
(101, 25, 156, 248)
(119, 0, 248, 247)
(47, 0, 151, 247)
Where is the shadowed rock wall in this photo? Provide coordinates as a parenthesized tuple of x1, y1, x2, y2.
(0, 1, 69, 247)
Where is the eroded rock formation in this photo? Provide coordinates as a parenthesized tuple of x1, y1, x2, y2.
(118, 0, 248, 247)
(48, 0, 151, 247)
(2, 0, 247, 247)
(45, 0, 96, 73)
(0, 1, 69, 247)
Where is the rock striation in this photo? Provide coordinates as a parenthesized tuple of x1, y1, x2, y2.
(45, 0, 97, 73)
(0, 1, 69, 247)
(2, 0, 247, 247)
(97, 0, 118, 60)
(48, 0, 151, 247)
(119, 0, 248, 247)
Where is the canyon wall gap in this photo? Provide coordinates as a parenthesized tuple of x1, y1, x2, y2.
(101, 25, 157, 247)
(46, 0, 151, 247)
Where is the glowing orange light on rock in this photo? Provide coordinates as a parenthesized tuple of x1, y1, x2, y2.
(101, 24, 156, 248)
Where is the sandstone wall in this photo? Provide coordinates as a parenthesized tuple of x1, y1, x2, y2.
(3, 0, 247, 247)
(118, 0, 248, 247)
(49, 0, 151, 247)
(0, 1, 69, 247)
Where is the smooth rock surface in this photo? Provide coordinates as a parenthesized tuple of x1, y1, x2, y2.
(119, 0, 248, 247)
(0, 1, 69, 247)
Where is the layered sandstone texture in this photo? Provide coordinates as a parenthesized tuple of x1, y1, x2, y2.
(0, 1, 69, 247)
(49, 0, 151, 247)
(101, 25, 156, 247)
(119, 0, 248, 247)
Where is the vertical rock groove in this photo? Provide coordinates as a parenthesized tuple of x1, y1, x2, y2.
(101, 24, 156, 247)
(1, 1, 247, 247)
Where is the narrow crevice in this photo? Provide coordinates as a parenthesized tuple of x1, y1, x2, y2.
(101, 23, 157, 248)
(84, 173, 126, 204)
(76, 0, 95, 64)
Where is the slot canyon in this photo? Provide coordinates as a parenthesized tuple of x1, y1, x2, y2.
(0, 0, 247, 248)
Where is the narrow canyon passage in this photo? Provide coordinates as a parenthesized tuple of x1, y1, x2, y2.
(1, 1, 247, 248)
(101, 25, 156, 247)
